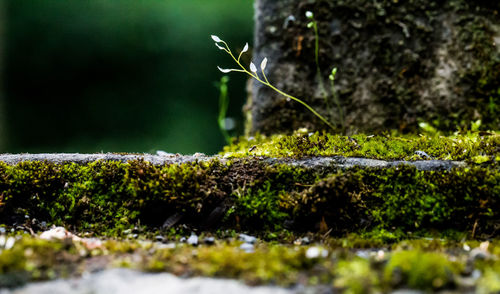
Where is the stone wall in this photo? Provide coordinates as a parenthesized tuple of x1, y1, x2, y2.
(249, 0, 500, 134)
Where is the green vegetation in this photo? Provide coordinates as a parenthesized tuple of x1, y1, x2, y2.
(216, 76, 232, 144)
(212, 35, 335, 130)
(384, 250, 458, 290)
(306, 11, 345, 132)
(0, 234, 499, 291)
(0, 148, 498, 237)
(223, 130, 500, 161)
(334, 258, 379, 294)
(0, 134, 498, 289)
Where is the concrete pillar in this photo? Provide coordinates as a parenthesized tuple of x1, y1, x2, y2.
(248, 0, 500, 134)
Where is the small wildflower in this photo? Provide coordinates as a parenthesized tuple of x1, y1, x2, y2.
(250, 62, 257, 73)
(260, 57, 268, 70)
(212, 35, 336, 130)
(211, 35, 223, 43)
(305, 11, 314, 19)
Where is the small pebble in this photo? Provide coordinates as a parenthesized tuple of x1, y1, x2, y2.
(356, 250, 371, 260)
(156, 150, 174, 157)
(239, 234, 257, 244)
(470, 248, 490, 260)
(5, 237, 15, 250)
(306, 246, 328, 259)
(240, 243, 254, 253)
(471, 269, 481, 280)
(414, 150, 431, 159)
(187, 234, 198, 246)
(203, 237, 215, 245)
(155, 235, 165, 242)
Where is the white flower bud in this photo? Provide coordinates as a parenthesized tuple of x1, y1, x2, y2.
(215, 43, 225, 50)
(250, 62, 257, 73)
(217, 66, 233, 73)
(211, 35, 223, 43)
(260, 58, 268, 70)
(305, 11, 314, 19)
(241, 43, 249, 53)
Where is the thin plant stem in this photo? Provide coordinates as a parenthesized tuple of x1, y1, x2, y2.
(214, 36, 335, 131)
(330, 77, 344, 133)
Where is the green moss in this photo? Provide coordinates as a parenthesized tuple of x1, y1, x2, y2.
(0, 160, 225, 235)
(223, 131, 500, 161)
(384, 250, 459, 291)
(0, 154, 499, 237)
(1, 234, 500, 290)
(477, 263, 500, 294)
(0, 237, 73, 287)
(280, 165, 500, 235)
(227, 182, 288, 230)
(334, 258, 380, 294)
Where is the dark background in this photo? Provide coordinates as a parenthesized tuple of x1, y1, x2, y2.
(1, 0, 253, 154)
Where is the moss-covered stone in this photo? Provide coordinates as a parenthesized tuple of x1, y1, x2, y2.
(224, 130, 500, 161)
(0, 150, 498, 238)
(384, 250, 459, 290)
(0, 234, 498, 292)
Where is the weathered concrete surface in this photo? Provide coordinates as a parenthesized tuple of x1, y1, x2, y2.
(0, 153, 465, 171)
(250, 0, 500, 134)
(0, 269, 294, 294)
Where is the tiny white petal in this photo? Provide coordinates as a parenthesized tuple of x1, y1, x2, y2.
(260, 58, 268, 70)
(211, 35, 223, 43)
(250, 62, 257, 73)
(217, 66, 233, 73)
(215, 43, 226, 50)
(241, 43, 249, 53)
(305, 11, 314, 18)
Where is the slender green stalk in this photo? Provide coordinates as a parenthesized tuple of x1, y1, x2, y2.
(212, 35, 335, 130)
(216, 75, 231, 144)
(307, 13, 329, 108)
(329, 68, 344, 133)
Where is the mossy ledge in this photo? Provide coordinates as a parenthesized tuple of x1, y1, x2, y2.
(0, 141, 498, 238)
(223, 130, 500, 161)
(1, 235, 500, 292)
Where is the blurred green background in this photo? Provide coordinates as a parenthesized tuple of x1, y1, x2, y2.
(1, 0, 253, 154)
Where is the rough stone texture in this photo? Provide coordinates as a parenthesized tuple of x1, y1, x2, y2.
(0, 268, 294, 294)
(249, 0, 500, 134)
(0, 0, 6, 151)
(0, 153, 465, 171)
